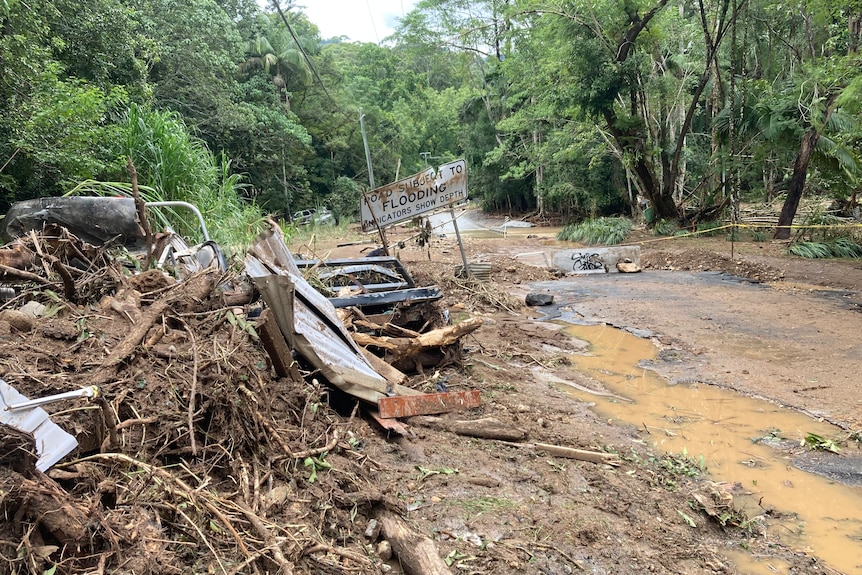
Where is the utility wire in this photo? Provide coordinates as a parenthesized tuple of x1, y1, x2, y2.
(365, 0, 380, 43)
(269, 0, 353, 120)
(268, 0, 413, 186)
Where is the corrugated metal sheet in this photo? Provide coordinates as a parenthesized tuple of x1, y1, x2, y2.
(246, 227, 387, 403)
(1, 379, 79, 471)
(247, 225, 301, 276)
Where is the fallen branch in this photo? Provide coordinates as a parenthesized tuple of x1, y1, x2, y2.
(499, 441, 620, 465)
(233, 500, 294, 574)
(0, 263, 55, 286)
(181, 321, 200, 456)
(352, 317, 482, 363)
(375, 508, 452, 575)
(61, 452, 253, 559)
(91, 271, 215, 385)
(413, 416, 528, 441)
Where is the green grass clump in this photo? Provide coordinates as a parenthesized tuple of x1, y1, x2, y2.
(653, 219, 679, 236)
(831, 237, 862, 258)
(696, 221, 723, 236)
(557, 217, 633, 245)
(788, 238, 862, 258)
(67, 104, 265, 253)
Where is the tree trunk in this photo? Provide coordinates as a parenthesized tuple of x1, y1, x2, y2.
(774, 93, 838, 240)
(774, 128, 819, 239)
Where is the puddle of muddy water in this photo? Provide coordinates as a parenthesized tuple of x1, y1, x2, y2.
(558, 323, 862, 575)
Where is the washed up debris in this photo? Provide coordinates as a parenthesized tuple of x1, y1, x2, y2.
(525, 292, 554, 306)
(374, 508, 454, 575)
(351, 317, 482, 374)
(296, 256, 442, 312)
(246, 225, 394, 403)
(616, 258, 642, 273)
(377, 390, 482, 419)
(0, 196, 228, 286)
(247, 223, 484, 422)
(414, 416, 528, 442)
(0, 379, 79, 471)
(455, 262, 492, 281)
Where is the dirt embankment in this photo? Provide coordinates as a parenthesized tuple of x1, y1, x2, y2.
(1, 223, 860, 575)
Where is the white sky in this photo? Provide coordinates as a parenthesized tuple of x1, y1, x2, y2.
(296, 0, 419, 44)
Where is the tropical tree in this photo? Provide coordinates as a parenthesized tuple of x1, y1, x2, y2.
(242, 27, 315, 111)
(128, 0, 247, 145)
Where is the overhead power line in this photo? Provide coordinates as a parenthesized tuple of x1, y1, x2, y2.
(269, 0, 352, 120)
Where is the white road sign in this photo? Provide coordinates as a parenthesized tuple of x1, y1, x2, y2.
(360, 159, 467, 232)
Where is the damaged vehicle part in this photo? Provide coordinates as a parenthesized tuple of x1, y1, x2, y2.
(0, 379, 79, 471)
(1, 197, 227, 286)
(295, 256, 442, 314)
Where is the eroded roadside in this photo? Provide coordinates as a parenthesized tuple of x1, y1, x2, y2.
(390, 229, 862, 575)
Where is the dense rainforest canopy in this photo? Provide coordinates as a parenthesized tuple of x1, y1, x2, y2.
(1, 0, 860, 243)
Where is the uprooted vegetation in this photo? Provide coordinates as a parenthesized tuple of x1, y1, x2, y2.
(0, 237, 374, 573)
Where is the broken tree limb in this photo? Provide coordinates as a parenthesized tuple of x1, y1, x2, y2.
(128, 157, 153, 271)
(0, 262, 55, 285)
(498, 441, 621, 465)
(375, 508, 452, 575)
(412, 416, 528, 441)
(352, 317, 482, 363)
(361, 348, 407, 387)
(90, 271, 216, 386)
(233, 500, 295, 575)
(51, 260, 77, 302)
(533, 443, 619, 464)
(450, 416, 528, 441)
(11, 474, 90, 547)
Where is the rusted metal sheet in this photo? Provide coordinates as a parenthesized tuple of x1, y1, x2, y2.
(328, 286, 442, 310)
(360, 159, 467, 231)
(246, 227, 388, 403)
(377, 390, 481, 419)
(1, 378, 79, 471)
(368, 410, 411, 435)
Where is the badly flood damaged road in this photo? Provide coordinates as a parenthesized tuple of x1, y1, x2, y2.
(530, 271, 862, 575)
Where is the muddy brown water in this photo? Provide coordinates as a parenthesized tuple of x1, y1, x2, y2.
(558, 323, 862, 575)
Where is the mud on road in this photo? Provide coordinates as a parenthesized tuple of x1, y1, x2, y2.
(377, 225, 862, 575)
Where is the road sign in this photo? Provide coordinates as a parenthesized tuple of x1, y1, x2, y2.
(360, 159, 467, 232)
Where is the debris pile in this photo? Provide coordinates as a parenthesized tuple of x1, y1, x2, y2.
(0, 225, 480, 574)
(0, 216, 496, 574)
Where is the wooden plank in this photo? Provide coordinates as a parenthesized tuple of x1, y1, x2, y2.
(377, 390, 481, 419)
(256, 308, 299, 379)
(368, 410, 411, 435)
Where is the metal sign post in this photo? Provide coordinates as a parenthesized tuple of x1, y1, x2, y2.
(449, 205, 470, 278)
(361, 191, 390, 256)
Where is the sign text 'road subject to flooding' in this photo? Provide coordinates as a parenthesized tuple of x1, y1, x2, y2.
(360, 159, 467, 232)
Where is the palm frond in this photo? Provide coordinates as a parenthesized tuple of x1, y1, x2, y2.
(557, 217, 632, 245)
(788, 241, 832, 258)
